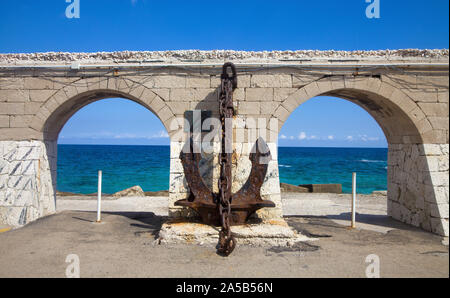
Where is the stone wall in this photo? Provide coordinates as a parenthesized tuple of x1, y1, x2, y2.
(388, 144, 449, 236)
(0, 140, 56, 226)
(0, 50, 448, 236)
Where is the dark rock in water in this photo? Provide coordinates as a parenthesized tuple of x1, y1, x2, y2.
(298, 184, 342, 194)
(112, 185, 145, 197)
(280, 183, 309, 193)
(372, 190, 387, 196)
(56, 191, 80, 197)
(280, 183, 342, 194)
(144, 190, 169, 197)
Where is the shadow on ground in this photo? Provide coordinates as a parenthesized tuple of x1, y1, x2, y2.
(0, 210, 447, 277)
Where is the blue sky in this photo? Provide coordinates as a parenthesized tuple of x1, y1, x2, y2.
(1, 0, 448, 147)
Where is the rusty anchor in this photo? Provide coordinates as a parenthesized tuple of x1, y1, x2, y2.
(174, 62, 275, 256)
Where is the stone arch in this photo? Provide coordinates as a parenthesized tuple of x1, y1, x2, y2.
(29, 76, 181, 141)
(274, 76, 429, 145)
(272, 76, 448, 236)
(24, 77, 183, 226)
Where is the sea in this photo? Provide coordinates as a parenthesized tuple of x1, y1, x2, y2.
(57, 145, 388, 195)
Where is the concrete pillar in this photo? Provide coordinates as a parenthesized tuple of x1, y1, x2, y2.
(387, 143, 449, 236)
(0, 140, 56, 227)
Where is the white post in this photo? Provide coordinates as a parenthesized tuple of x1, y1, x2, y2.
(351, 172, 356, 228)
(96, 170, 102, 223)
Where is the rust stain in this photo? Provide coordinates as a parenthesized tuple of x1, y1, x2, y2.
(268, 219, 288, 227)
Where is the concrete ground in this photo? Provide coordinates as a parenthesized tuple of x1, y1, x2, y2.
(0, 193, 448, 278)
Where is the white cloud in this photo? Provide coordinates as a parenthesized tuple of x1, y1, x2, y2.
(114, 133, 137, 139)
(298, 132, 307, 140)
(280, 134, 296, 140)
(151, 130, 169, 138)
(344, 135, 380, 142)
(327, 135, 334, 140)
(62, 130, 170, 140)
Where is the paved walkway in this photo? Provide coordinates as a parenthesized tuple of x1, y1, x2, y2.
(0, 193, 447, 278)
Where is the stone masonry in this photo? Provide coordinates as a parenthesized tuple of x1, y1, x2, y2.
(0, 50, 448, 236)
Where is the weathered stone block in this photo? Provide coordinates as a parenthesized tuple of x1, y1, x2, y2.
(23, 78, 54, 90)
(0, 115, 9, 128)
(418, 102, 448, 117)
(260, 102, 279, 115)
(24, 102, 42, 115)
(10, 115, 32, 128)
(186, 76, 210, 88)
(274, 88, 298, 102)
(378, 82, 396, 99)
(149, 75, 186, 88)
(437, 90, 449, 103)
(170, 88, 195, 102)
(193, 88, 217, 101)
(0, 103, 25, 115)
(303, 81, 321, 97)
(273, 105, 290, 122)
(167, 102, 190, 115)
(428, 117, 449, 131)
(251, 74, 292, 88)
(238, 101, 260, 115)
(292, 75, 319, 88)
(246, 88, 274, 102)
(0, 78, 24, 90)
(0, 90, 29, 102)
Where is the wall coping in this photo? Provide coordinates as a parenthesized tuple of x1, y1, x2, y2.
(0, 49, 448, 66)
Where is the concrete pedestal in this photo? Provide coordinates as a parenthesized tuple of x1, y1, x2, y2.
(158, 218, 315, 247)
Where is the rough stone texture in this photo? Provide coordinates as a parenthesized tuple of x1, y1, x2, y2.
(0, 50, 448, 237)
(158, 219, 315, 247)
(388, 144, 449, 236)
(0, 49, 447, 65)
(0, 140, 55, 226)
(112, 185, 145, 197)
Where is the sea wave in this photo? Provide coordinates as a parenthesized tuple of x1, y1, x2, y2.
(358, 159, 386, 163)
(279, 164, 292, 168)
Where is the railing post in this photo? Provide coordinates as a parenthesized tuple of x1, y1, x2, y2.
(351, 172, 356, 228)
(96, 170, 102, 223)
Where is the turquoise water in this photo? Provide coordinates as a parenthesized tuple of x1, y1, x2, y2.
(278, 147, 387, 194)
(57, 145, 387, 195)
(57, 145, 170, 194)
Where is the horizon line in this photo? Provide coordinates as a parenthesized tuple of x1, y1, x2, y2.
(57, 143, 388, 149)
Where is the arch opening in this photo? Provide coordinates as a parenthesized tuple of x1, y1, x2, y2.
(278, 95, 388, 194)
(275, 78, 446, 235)
(40, 90, 173, 216)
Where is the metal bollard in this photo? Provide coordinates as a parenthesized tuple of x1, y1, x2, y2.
(96, 170, 102, 223)
(351, 172, 356, 228)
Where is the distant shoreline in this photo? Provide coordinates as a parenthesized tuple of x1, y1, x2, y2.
(57, 143, 388, 149)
